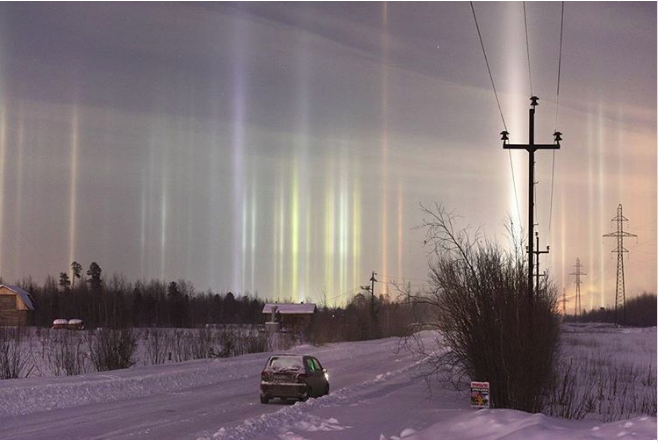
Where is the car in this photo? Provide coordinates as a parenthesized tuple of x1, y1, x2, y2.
(260, 354, 330, 404)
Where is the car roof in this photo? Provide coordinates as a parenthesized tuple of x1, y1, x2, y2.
(268, 354, 318, 358)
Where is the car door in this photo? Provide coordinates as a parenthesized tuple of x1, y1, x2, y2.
(303, 356, 321, 394)
(312, 357, 328, 390)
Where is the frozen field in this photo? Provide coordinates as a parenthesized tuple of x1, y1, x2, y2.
(0, 324, 655, 439)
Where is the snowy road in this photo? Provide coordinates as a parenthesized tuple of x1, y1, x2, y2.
(0, 336, 436, 439)
(0, 330, 656, 439)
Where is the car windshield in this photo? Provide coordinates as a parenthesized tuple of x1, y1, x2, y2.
(268, 356, 303, 371)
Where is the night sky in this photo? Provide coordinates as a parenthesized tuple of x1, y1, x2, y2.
(0, 2, 655, 308)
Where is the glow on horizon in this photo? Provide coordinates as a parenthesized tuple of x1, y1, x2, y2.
(14, 106, 24, 273)
(250, 172, 256, 294)
(397, 180, 403, 284)
(598, 103, 605, 307)
(160, 157, 168, 281)
(324, 159, 336, 303)
(68, 106, 79, 271)
(587, 104, 595, 310)
(0, 107, 5, 274)
(277, 166, 285, 298)
(560, 186, 567, 311)
(352, 169, 361, 304)
(505, 2, 526, 243)
(241, 186, 247, 293)
(380, 2, 389, 290)
(291, 160, 299, 301)
(232, 20, 246, 293)
(338, 145, 349, 300)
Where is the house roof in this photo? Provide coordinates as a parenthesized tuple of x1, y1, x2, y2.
(262, 303, 316, 315)
(1, 284, 35, 310)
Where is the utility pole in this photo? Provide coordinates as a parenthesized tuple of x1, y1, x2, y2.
(570, 258, 586, 320)
(603, 204, 637, 325)
(361, 271, 378, 339)
(533, 232, 549, 296)
(501, 96, 561, 302)
(562, 287, 566, 316)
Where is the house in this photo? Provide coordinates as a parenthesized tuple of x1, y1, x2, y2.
(0, 284, 35, 326)
(262, 302, 316, 335)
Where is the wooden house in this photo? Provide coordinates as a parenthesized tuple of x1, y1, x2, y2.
(0, 284, 35, 326)
(262, 303, 316, 335)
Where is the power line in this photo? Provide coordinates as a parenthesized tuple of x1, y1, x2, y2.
(554, 1, 565, 132)
(470, 2, 507, 132)
(523, 2, 533, 96)
(548, 149, 557, 235)
(469, 1, 522, 229)
(508, 153, 523, 232)
(548, 1, 565, 237)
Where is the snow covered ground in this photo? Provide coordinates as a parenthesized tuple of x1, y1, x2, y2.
(0, 325, 655, 439)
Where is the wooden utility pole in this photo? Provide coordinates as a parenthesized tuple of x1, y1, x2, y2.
(533, 232, 549, 296)
(501, 96, 561, 302)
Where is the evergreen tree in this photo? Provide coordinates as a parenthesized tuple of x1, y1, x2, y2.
(87, 262, 103, 291)
(71, 261, 82, 291)
(59, 272, 71, 291)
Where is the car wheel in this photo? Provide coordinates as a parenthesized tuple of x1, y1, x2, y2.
(300, 387, 310, 402)
(260, 394, 270, 404)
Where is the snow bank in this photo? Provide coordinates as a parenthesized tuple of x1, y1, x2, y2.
(0, 354, 262, 417)
(404, 409, 656, 440)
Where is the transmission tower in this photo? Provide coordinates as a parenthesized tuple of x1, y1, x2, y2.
(603, 204, 637, 325)
(569, 258, 586, 320)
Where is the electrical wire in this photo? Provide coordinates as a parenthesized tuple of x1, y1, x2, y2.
(470, 2, 508, 132)
(469, 1, 522, 230)
(548, 1, 564, 237)
(523, 2, 533, 97)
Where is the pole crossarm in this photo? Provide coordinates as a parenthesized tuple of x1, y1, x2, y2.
(504, 144, 560, 151)
(603, 232, 637, 238)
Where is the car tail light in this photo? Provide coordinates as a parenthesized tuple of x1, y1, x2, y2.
(261, 371, 270, 381)
(296, 373, 307, 383)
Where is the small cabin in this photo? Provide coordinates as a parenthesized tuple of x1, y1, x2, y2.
(0, 284, 35, 326)
(262, 303, 316, 335)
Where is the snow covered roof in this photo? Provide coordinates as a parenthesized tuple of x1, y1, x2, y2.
(1, 284, 35, 310)
(262, 303, 316, 315)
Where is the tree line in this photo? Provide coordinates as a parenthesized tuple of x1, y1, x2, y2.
(564, 292, 657, 327)
(3, 261, 415, 340)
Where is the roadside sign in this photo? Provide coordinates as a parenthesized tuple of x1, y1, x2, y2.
(471, 381, 490, 408)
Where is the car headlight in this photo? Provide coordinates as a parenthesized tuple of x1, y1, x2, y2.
(324, 372, 329, 381)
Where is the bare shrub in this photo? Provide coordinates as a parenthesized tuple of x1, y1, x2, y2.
(48, 330, 89, 376)
(216, 329, 236, 357)
(404, 204, 560, 412)
(211, 326, 267, 357)
(190, 328, 214, 359)
(0, 327, 34, 379)
(231, 326, 267, 356)
(239, 333, 268, 355)
(88, 328, 137, 371)
(547, 349, 657, 421)
(144, 328, 170, 365)
(170, 330, 192, 362)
